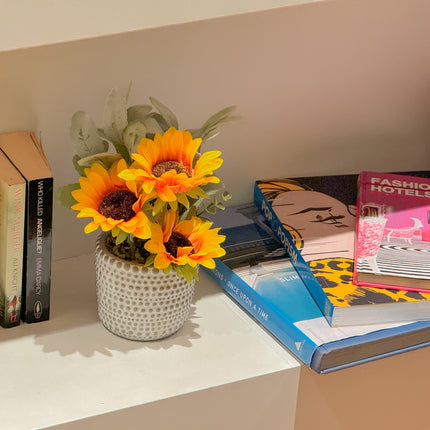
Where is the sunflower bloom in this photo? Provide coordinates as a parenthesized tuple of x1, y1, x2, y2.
(71, 160, 151, 239)
(118, 127, 223, 202)
(144, 210, 226, 269)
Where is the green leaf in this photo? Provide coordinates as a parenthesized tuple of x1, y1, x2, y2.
(143, 254, 156, 267)
(169, 199, 178, 212)
(73, 155, 86, 176)
(215, 200, 225, 210)
(202, 130, 220, 142)
(149, 97, 179, 129)
(103, 87, 129, 144)
(140, 201, 157, 220)
(122, 120, 147, 155)
(222, 191, 232, 201)
(175, 265, 198, 283)
(152, 198, 166, 215)
(141, 116, 164, 135)
(179, 205, 197, 221)
(187, 187, 209, 199)
(174, 264, 185, 280)
(97, 129, 131, 163)
(146, 112, 170, 132)
(205, 203, 217, 214)
(70, 111, 107, 158)
(163, 265, 172, 274)
(200, 106, 238, 132)
(199, 106, 240, 142)
(114, 229, 129, 245)
(201, 182, 224, 196)
(77, 152, 122, 169)
(113, 143, 131, 164)
(188, 128, 202, 139)
(97, 128, 113, 145)
(127, 104, 153, 122)
(176, 193, 190, 209)
(55, 183, 80, 208)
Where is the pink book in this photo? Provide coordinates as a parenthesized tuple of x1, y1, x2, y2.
(354, 171, 430, 292)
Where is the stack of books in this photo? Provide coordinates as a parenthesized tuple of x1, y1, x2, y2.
(204, 171, 430, 373)
(0, 131, 53, 328)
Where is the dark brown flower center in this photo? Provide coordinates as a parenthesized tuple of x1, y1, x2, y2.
(152, 160, 191, 178)
(99, 190, 137, 221)
(164, 231, 193, 258)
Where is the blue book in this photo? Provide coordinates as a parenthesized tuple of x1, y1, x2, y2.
(204, 202, 430, 373)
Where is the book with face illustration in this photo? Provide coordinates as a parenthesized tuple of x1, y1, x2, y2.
(254, 172, 430, 327)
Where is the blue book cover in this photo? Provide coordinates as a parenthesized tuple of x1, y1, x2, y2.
(254, 174, 430, 327)
(205, 202, 430, 373)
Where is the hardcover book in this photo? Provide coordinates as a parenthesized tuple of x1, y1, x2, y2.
(204, 202, 430, 373)
(254, 173, 430, 327)
(0, 151, 26, 327)
(0, 131, 53, 323)
(354, 171, 430, 292)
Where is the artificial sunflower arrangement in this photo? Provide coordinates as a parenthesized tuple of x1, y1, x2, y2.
(58, 86, 238, 282)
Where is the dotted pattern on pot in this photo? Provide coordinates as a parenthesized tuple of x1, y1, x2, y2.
(95, 236, 196, 341)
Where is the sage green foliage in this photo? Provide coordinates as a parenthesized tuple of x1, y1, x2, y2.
(62, 85, 237, 212)
(58, 85, 238, 281)
(189, 106, 240, 142)
(55, 183, 80, 208)
(70, 111, 108, 158)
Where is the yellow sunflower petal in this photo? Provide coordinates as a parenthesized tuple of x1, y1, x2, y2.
(196, 258, 216, 269)
(118, 169, 138, 181)
(84, 222, 99, 234)
(153, 253, 171, 269)
(125, 127, 223, 203)
(162, 210, 178, 242)
(71, 160, 150, 238)
(156, 184, 177, 202)
(176, 246, 193, 257)
(144, 225, 165, 254)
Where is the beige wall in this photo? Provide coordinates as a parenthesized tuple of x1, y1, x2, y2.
(296, 345, 430, 430)
(1, 0, 429, 261)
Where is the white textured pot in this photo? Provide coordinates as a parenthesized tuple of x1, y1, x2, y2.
(95, 235, 196, 341)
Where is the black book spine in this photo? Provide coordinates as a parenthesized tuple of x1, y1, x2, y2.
(21, 177, 53, 323)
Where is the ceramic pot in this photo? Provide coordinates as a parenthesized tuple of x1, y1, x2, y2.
(95, 235, 196, 341)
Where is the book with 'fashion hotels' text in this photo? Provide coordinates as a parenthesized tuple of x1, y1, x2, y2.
(354, 171, 430, 292)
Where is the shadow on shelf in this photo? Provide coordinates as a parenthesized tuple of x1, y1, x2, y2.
(31, 306, 201, 357)
(0, 256, 226, 357)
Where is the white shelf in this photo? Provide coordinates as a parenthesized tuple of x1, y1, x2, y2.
(3, 1, 430, 428)
(2, 254, 300, 430)
(0, 0, 318, 53)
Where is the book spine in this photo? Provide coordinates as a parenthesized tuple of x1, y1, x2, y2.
(0, 181, 25, 328)
(204, 260, 318, 368)
(352, 174, 364, 285)
(21, 177, 53, 323)
(253, 182, 335, 324)
(312, 321, 430, 373)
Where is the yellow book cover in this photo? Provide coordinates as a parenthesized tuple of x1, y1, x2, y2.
(0, 150, 26, 327)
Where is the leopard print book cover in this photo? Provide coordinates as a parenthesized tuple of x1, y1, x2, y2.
(309, 257, 430, 307)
